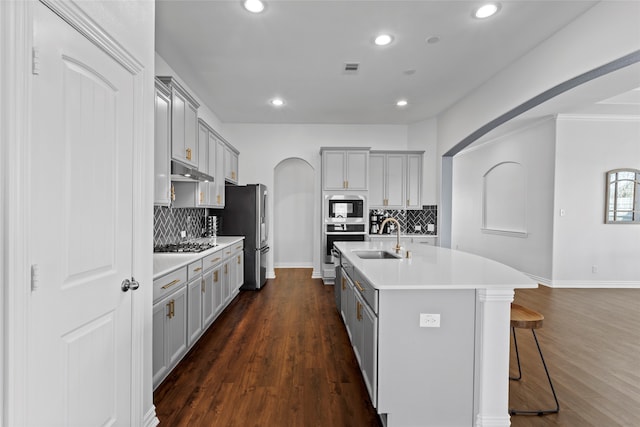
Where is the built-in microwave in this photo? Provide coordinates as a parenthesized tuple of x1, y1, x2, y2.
(325, 195, 365, 221)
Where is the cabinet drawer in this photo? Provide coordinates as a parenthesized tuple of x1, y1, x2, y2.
(232, 242, 244, 252)
(153, 268, 187, 303)
(353, 272, 378, 315)
(203, 250, 224, 270)
(187, 259, 203, 279)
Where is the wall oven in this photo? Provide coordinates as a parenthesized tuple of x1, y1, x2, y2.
(323, 223, 366, 263)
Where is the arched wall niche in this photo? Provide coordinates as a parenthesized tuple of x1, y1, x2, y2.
(273, 157, 315, 268)
(482, 161, 527, 236)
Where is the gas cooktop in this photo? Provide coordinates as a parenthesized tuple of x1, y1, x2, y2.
(154, 239, 218, 253)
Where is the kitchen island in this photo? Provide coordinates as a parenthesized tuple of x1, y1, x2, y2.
(334, 241, 536, 427)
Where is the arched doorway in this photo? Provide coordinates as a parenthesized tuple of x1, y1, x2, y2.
(274, 158, 315, 268)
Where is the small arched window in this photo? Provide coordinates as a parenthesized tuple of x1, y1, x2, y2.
(606, 169, 640, 223)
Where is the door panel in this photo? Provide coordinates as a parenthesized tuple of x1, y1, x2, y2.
(29, 3, 134, 425)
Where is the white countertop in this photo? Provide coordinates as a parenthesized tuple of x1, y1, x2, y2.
(153, 236, 244, 279)
(335, 241, 537, 291)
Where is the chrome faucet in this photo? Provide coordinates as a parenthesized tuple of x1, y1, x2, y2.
(379, 217, 401, 253)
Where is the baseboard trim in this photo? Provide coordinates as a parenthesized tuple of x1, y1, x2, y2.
(273, 263, 314, 268)
(143, 406, 159, 427)
(549, 280, 640, 289)
(525, 273, 640, 288)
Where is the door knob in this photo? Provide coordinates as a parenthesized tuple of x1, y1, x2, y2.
(121, 277, 140, 292)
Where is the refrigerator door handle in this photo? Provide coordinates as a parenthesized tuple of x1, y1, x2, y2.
(260, 246, 270, 254)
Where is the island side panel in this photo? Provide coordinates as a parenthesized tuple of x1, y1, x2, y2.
(377, 288, 476, 427)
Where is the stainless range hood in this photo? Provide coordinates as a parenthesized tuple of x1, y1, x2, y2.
(171, 161, 214, 183)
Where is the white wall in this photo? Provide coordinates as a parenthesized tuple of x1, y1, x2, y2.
(553, 115, 640, 286)
(274, 158, 315, 268)
(452, 118, 556, 282)
(436, 1, 640, 250)
(222, 123, 409, 277)
(437, 1, 640, 159)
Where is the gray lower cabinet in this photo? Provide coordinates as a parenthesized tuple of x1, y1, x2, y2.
(339, 265, 378, 407)
(153, 240, 244, 390)
(187, 276, 203, 346)
(349, 276, 378, 408)
(201, 269, 215, 328)
(153, 285, 188, 388)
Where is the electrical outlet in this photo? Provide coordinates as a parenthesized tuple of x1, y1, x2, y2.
(592, 265, 598, 273)
(180, 230, 187, 238)
(427, 223, 435, 232)
(414, 225, 422, 232)
(419, 313, 440, 328)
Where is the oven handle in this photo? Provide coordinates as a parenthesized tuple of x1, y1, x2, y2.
(325, 232, 367, 235)
(330, 248, 341, 258)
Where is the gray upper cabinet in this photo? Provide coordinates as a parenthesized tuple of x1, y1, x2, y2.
(406, 154, 423, 209)
(224, 143, 239, 184)
(369, 151, 423, 209)
(321, 148, 369, 191)
(157, 76, 200, 168)
(154, 78, 172, 206)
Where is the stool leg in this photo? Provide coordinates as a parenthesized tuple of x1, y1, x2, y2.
(510, 327, 522, 381)
(509, 329, 560, 416)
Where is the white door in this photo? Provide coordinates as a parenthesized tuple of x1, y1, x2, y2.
(28, 3, 136, 425)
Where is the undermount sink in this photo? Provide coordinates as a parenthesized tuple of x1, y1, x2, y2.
(354, 250, 401, 260)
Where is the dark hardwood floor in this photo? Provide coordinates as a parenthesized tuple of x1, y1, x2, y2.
(154, 268, 381, 426)
(154, 269, 640, 427)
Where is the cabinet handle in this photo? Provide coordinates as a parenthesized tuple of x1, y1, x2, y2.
(170, 184, 175, 201)
(356, 301, 362, 321)
(211, 257, 221, 263)
(354, 280, 365, 292)
(237, 255, 241, 264)
(224, 264, 228, 274)
(200, 192, 204, 203)
(194, 267, 202, 272)
(161, 279, 180, 290)
(217, 194, 221, 204)
(341, 277, 346, 290)
(186, 148, 192, 161)
(201, 279, 205, 293)
(167, 300, 175, 319)
(214, 271, 219, 282)
(235, 245, 242, 250)
(232, 171, 236, 180)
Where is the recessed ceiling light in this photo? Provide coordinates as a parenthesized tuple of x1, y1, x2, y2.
(374, 34, 393, 46)
(474, 3, 500, 19)
(396, 99, 408, 107)
(243, 0, 265, 14)
(270, 98, 284, 107)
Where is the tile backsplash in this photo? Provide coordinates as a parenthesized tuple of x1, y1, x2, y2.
(369, 205, 437, 235)
(154, 206, 206, 246)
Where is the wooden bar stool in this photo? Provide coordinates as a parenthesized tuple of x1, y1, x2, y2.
(509, 303, 560, 416)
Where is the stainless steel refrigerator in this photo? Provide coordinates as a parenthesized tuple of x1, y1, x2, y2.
(218, 184, 269, 290)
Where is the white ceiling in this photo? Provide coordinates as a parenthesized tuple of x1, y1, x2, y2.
(155, 0, 604, 125)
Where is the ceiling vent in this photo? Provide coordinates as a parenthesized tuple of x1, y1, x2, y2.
(343, 62, 360, 74)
